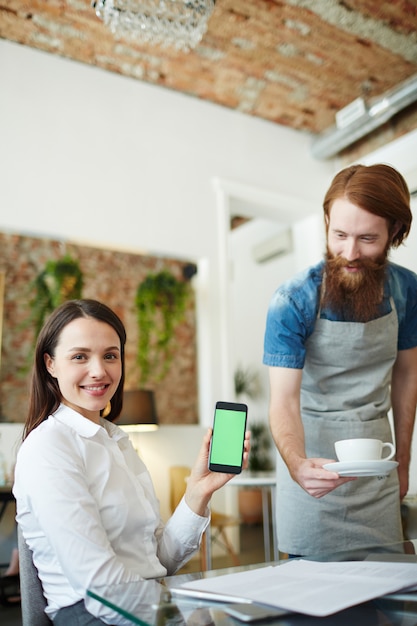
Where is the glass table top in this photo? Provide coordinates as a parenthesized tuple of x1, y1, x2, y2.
(87, 541, 417, 626)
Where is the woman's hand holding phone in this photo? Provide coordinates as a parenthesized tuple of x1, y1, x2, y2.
(183, 405, 250, 517)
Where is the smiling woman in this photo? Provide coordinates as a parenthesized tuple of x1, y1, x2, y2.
(12, 297, 249, 625)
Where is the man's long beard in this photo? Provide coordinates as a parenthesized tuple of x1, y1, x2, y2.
(321, 249, 388, 322)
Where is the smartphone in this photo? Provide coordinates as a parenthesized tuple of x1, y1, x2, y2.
(208, 401, 248, 474)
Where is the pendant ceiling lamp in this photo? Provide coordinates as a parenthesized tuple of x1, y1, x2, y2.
(93, 0, 216, 52)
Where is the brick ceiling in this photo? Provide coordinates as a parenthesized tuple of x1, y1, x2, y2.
(1, 1, 417, 137)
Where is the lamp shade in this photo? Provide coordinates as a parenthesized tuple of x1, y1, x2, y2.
(117, 389, 158, 431)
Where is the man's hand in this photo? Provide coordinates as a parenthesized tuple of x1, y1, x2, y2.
(291, 457, 356, 498)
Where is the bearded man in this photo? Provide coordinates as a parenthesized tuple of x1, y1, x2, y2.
(263, 163, 417, 557)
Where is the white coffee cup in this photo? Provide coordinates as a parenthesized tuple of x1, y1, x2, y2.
(334, 438, 395, 462)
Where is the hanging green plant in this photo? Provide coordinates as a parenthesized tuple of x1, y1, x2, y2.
(135, 270, 190, 385)
(29, 255, 84, 337)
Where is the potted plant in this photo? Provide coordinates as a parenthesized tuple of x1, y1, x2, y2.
(28, 255, 83, 336)
(135, 269, 191, 385)
(248, 421, 274, 473)
(234, 365, 262, 401)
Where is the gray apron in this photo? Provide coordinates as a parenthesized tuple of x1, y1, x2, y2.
(275, 298, 403, 556)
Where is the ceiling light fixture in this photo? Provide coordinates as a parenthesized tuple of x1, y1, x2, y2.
(92, 0, 216, 52)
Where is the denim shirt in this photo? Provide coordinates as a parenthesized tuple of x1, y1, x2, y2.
(263, 260, 417, 369)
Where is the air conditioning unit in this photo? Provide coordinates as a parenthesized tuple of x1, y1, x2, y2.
(335, 97, 367, 129)
(252, 229, 293, 263)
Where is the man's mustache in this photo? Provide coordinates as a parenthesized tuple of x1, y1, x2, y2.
(326, 254, 385, 272)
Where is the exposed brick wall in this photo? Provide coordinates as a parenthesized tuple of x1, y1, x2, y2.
(0, 232, 198, 425)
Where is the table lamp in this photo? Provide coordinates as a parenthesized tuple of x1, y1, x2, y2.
(117, 389, 158, 432)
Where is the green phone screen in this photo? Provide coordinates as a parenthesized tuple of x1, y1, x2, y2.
(210, 407, 247, 467)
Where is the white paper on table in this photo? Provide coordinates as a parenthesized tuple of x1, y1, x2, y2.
(170, 559, 417, 617)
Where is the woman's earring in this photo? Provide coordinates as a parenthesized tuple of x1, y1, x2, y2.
(102, 401, 111, 418)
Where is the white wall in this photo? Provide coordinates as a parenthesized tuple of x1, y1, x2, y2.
(228, 212, 324, 425)
(0, 39, 333, 426)
(212, 176, 326, 419)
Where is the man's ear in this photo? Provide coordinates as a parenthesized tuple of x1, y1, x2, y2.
(391, 220, 402, 242)
(44, 353, 56, 377)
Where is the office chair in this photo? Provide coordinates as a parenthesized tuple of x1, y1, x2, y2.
(17, 525, 52, 626)
(169, 465, 241, 570)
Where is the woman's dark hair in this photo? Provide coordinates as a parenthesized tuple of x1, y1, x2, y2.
(323, 163, 412, 248)
(24, 299, 126, 439)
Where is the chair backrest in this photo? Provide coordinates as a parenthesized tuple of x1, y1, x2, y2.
(17, 525, 52, 626)
(169, 466, 191, 513)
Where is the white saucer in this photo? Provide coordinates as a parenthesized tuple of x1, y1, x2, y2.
(323, 460, 399, 477)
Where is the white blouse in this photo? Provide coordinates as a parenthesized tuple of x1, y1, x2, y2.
(13, 404, 209, 621)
